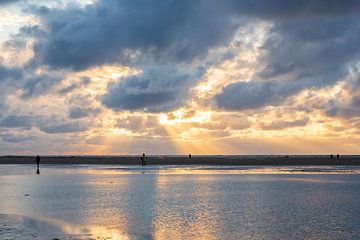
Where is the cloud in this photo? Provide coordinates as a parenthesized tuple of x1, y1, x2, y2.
(351, 96, 360, 108)
(259, 19, 359, 83)
(0, 113, 89, 134)
(24, 0, 242, 112)
(24, 0, 360, 113)
(58, 83, 79, 95)
(58, 77, 91, 95)
(116, 116, 154, 132)
(0, 65, 23, 82)
(259, 117, 309, 130)
(2, 0, 360, 154)
(31, 114, 90, 134)
(0, 65, 21, 113)
(215, 4, 360, 111)
(0, 115, 33, 129)
(102, 66, 197, 112)
(68, 107, 89, 119)
(38, 121, 88, 134)
(215, 81, 283, 110)
(220, 0, 360, 19)
(68, 106, 100, 119)
(20, 73, 63, 99)
(325, 100, 360, 119)
(319, 71, 360, 119)
(29, 0, 241, 71)
(0, 134, 35, 143)
(115, 115, 166, 137)
(28, 0, 360, 70)
(0, 0, 18, 5)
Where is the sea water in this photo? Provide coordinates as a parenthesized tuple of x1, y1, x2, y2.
(0, 164, 359, 239)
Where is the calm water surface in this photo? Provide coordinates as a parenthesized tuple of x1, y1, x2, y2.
(0, 164, 359, 239)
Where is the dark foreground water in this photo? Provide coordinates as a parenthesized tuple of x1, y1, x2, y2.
(0, 165, 360, 239)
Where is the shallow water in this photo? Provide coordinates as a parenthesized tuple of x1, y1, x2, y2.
(0, 164, 360, 239)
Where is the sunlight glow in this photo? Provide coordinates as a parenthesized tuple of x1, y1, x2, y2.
(159, 110, 211, 125)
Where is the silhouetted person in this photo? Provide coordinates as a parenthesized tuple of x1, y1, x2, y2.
(35, 155, 40, 174)
(141, 153, 146, 166)
(189, 153, 192, 159)
(337, 154, 340, 159)
(330, 154, 333, 159)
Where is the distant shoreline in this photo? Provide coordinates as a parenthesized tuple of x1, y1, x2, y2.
(0, 155, 360, 165)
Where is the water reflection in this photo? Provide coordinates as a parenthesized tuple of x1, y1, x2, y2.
(153, 175, 222, 239)
(1, 164, 360, 176)
(0, 165, 359, 239)
(0, 213, 130, 239)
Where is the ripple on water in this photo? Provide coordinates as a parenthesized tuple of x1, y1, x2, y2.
(0, 213, 133, 240)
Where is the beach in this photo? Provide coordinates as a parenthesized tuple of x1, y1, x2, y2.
(1, 164, 360, 239)
(1, 155, 360, 165)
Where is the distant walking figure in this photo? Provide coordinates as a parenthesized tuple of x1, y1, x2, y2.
(141, 153, 146, 166)
(330, 154, 333, 159)
(35, 155, 40, 174)
(337, 154, 340, 159)
(189, 153, 192, 159)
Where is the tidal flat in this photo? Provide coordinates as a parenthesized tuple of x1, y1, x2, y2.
(0, 164, 360, 239)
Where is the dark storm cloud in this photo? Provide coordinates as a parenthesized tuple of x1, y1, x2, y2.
(19, 0, 360, 112)
(216, 4, 360, 111)
(102, 67, 195, 112)
(216, 81, 279, 110)
(216, 78, 309, 110)
(28, 0, 360, 71)
(0, 65, 22, 82)
(104, 91, 177, 112)
(20, 74, 62, 99)
(23, 0, 242, 112)
(259, 19, 359, 83)
(33, 0, 360, 71)
(220, 0, 360, 19)
(0, 115, 33, 129)
(29, 0, 241, 71)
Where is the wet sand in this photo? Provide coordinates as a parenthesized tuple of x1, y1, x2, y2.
(1, 166, 360, 239)
(0, 155, 360, 165)
(0, 213, 127, 240)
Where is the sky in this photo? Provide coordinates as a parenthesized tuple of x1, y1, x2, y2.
(0, 0, 360, 155)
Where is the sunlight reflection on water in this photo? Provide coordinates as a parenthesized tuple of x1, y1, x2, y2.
(1, 164, 360, 176)
(0, 165, 359, 239)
